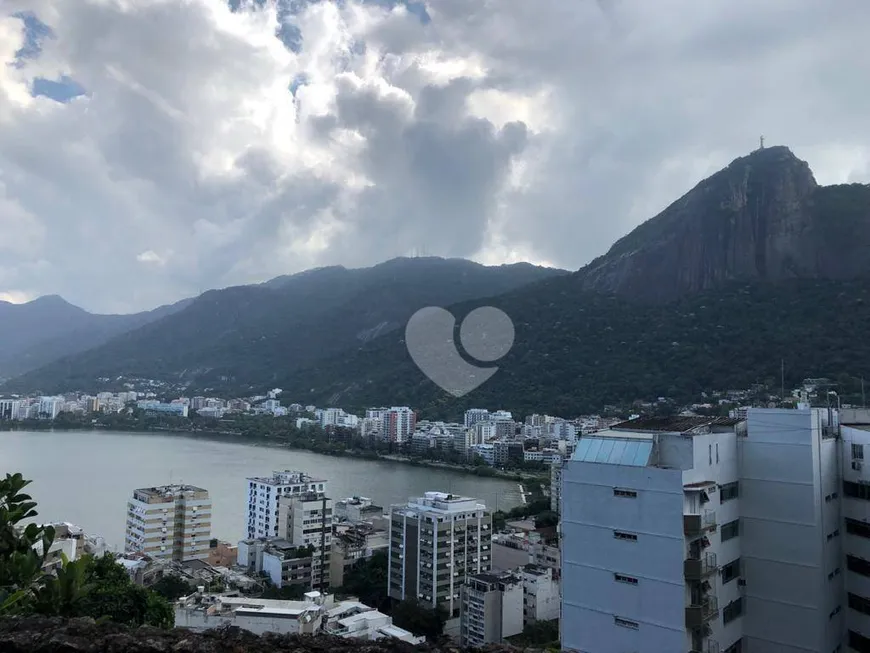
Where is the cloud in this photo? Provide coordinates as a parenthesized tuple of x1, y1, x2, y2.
(0, 0, 868, 312)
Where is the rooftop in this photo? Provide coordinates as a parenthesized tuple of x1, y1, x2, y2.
(130, 485, 209, 503)
(611, 415, 741, 432)
(393, 491, 487, 515)
(247, 470, 327, 486)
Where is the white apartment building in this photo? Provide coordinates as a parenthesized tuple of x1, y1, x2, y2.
(125, 485, 211, 561)
(561, 409, 857, 653)
(522, 564, 560, 624)
(38, 396, 63, 419)
(460, 570, 524, 647)
(175, 591, 328, 635)
(388, 491, 493, 617)
(0, 399, 22, 420)
(245, 470, 326, 539)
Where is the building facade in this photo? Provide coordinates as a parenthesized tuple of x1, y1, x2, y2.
(245, 471, 326, 539)
(384, 407, 416, 443)
(125, 485, 211, 561)
(388, 492, 493, 617)
(460, 571, 524, 648)
(560, 409, 857, 653)
(277, 491, 334, 589)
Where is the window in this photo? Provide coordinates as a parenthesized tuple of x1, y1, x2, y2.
(847, 518, 870, 538)
(720, 481, 739, 503)
(844, 481, 870, 501)
(849, 629, 870, 653)
(721, 558, 741, 584)
(827, 529, 841, 541)
(614, 616, 638, 630)
(724, 639, 743, 653)
(854, 444, 865, 460)
(848, 556, 870, 578)
(721, 519, 740, 542)
(614, 573, 638, 585)
(723, 598, 743, 624)
(614, 531, 638, 542)
(613, 488, 637, 498)
(849, 593, 870, 616)
(716, 443, 720, 464)
(709, 444, 712, 465)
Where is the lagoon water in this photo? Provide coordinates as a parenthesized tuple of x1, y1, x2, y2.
(0, 429, 522, 550)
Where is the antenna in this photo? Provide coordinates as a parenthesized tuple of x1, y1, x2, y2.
(759, 135, 765, 150)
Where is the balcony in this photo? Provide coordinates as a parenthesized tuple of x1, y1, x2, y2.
(684, 553, 718, 580)
(684, 511, 716, 537)
(686, 597, 719, 629)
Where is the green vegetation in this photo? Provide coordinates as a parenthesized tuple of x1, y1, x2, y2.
(151, 574, 194, 602)
(506, 618, 560, 649)
(0, 472, 173, 627)
(391, 599, 448, 640)
(335, 549, 390, 612)
(261, 583, 307, 600)
(267, 278, 870, 418)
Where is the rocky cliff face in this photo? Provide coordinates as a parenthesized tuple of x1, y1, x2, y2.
(578, 146, 870, 302)
(0, 617, 512, 653)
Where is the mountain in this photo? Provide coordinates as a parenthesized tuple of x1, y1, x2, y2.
(2, 258, 566, 394)
(267, 277, 870, 418)
(247, 147, 870, 416)
(0, 296, 192, 380)
(578, 146, 870, 301)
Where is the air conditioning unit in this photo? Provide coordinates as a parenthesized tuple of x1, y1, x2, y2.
(854, 461, 863, 471)
(738, 579, 747, 587)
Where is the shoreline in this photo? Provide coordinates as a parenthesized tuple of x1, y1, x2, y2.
(1, 424, 549, 484)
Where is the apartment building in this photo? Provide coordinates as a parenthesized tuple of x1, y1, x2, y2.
(839, 409, 870, 651)
(561, 409, 853, 653)
(125, 485, 211, 561)
(460, 571, 524, 647)
(383, 407, 416, 443)
(330, 524, 389, 587)
(465, 409, 491, 428)
(522, 564, 560, 624)
(550, 455, 564, 513)
(388, 492, 493, 617)
(277, 490, 334, 589)
(245, 470, 326, 539)
(0, 399, 22, 420)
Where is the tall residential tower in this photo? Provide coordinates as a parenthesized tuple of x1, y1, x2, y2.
(125, 484, 211, 561)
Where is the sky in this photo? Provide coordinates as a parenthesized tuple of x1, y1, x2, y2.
(1, 0, 869, 314)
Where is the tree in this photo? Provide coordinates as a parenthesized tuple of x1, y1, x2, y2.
(0, 473, 173, 627)
(339, 550, 389, 611)
(0, 472, 59, 614)
(534, 511, 559, 529)
(261, 583, 307, 600)
(151, 574, 194, 601)
(391, 599, 447, 640)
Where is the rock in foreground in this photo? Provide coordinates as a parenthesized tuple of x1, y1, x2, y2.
(0, 617, 512, 653)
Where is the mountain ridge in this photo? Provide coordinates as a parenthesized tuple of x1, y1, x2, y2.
(1, 257, 567, 393)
